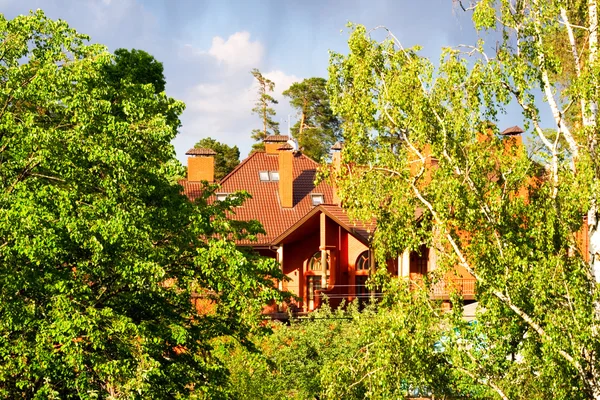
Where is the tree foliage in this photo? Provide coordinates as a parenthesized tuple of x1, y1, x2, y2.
(0, 11, 282, 398)
(328, 0, 600, 396)
(194, 137, 240, 180)
(103, 48, 166, 94)
(217, 283, 492, 399)
(283, 77, 341, 161)
(250, 68, 280, 152)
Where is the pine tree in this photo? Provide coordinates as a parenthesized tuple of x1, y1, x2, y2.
(283, 77, 341, 161)
(250, 68, 280, 152)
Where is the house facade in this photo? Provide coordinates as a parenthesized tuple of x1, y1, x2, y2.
(181, 135, 475, 315)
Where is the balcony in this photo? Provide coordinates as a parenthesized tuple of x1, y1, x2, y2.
(430, 278, 476, 300)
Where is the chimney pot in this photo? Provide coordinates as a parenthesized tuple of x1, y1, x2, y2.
(264, 135, 290, 154)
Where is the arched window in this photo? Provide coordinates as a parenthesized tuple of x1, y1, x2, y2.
(356, 251, 370, 271)
(355, 251, 370, 304)
(309, 251, 329, 271)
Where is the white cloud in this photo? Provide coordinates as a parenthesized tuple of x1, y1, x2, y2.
(263, 70, 301, 102)
(177, 68, 301, 159)
(186, 82, 254, 114)
(207, 31, 264, 70)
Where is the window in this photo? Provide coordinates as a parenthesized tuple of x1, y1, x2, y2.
(311, 194, 324, 206)
(356, 251, 370, 271)
(410, 247, 429, 277)
(259, 170, 280, 181)
(215, 193, 229, 201)
(306, 251, 331, 311)
(356, 275, 369, 300)
(259, 171, 270, 181)
(306, 276, 322, 310)
(309, 251, 330, 271)
(355, 251, 370, 305)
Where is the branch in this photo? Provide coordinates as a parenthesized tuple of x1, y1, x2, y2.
(408, 176, 587, 384)
(456, 366, 509, 400)
(6, 158, 40, 194)
(30, 173, 65, 182)
(533, 24, 579, 161)
(347, 367, 384, 390)
(560, 8, 584, 79)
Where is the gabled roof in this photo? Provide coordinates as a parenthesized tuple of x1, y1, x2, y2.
(272, 204, 373, 246)
(182, 151, 334, 246)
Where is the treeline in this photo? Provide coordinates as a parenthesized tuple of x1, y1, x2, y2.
(195, 69, 343, 180)
(3, 0, 600, 398)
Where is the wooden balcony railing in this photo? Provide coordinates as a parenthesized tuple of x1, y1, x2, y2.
(430, 278, 476, 300)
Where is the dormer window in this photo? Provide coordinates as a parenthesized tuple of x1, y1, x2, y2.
(215, 193, 229, 202)
(259, 171, 270, 181)
(311, 194, 324, 206)
(259, 170, 280, 181)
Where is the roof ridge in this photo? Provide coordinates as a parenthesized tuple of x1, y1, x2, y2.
(218, 151, 263, 186)
(272, 204, 371, 245)
(295, 152, 321, 168)
(220, 151, 323, 186)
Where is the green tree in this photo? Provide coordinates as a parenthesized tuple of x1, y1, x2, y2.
(283, 77, 342, 162)
(0, 11, 282, 398)
(217, 284, 491, 399)
(328, 0, 600, 397)
(194, 137, 240, 180)
(101, 47, 181, 131)
(103, 48, 166, 94)
(251, 68, 280, 152)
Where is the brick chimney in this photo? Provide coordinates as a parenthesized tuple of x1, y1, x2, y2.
(500, 125, 524, 150)
(278, 143, 294, 208)
(500, 125, 524, 155)
(331, 141, 342, 205)
(264, 135, 290, 154)
(186, 148, 217, 182)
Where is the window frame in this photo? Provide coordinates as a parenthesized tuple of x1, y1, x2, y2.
(311, 193, 324, 206)
(258, 170, 270, 181)
(215, 193, 229, 202)
(355, 251, 370, 272)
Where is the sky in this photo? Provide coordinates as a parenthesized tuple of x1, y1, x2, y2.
(1, 0, 534, 163)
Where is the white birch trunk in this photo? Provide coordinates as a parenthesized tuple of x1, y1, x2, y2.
(586, 0, 600, 289)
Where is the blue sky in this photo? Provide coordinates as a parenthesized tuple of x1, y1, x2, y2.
(2, 0, 535, 162)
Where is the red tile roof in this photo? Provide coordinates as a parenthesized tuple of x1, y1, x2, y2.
(186, 148, 217, 156)
(319, 204, 374, 243)
(272, 204, 373, 245)
(264, 135, 290, 142)
(182, 151, 335, 246)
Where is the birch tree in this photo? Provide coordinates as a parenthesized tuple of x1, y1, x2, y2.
(328, 0, 600, 397)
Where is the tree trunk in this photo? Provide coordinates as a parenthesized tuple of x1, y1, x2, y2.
(587, 0, 600, 284)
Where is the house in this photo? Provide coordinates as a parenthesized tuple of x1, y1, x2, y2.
(180, 134, 482, 316)
(180, 125, 597, 325)
(182, 136, 375, 314)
